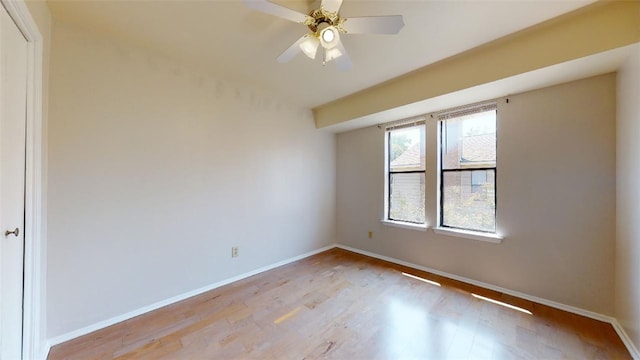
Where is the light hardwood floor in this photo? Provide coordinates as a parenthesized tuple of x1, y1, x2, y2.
(48, 248, 630, 359)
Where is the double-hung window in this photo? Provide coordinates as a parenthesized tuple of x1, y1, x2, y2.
(438, 103, 497, 233)
(385, 120, 426, 224)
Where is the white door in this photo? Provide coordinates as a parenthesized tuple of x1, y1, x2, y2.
(0, 3, 27, 359)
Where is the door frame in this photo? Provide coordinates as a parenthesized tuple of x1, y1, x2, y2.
(0, 1, 45, 359)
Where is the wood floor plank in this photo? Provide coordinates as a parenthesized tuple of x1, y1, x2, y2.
(48, 248, 631, 359)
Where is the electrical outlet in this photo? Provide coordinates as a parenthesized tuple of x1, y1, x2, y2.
(368, 231, 373, 239)
(231, 246, 239, 258)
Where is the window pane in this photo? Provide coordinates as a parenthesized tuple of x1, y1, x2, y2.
(442, 170, 495, 232)
(390, 173, 425, 223)
(471, 171, 487, 193)
(389, 126, 425, 172)
(442, 110, 496, 170)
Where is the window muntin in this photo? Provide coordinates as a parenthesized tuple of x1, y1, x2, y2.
(439, 108, 497, 233)
(387, 125, 425, 224)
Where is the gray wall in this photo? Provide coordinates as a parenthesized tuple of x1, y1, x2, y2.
(47, 23, 336, 338)
(337, 74, 616, 315)
(615, 44, 640, 351)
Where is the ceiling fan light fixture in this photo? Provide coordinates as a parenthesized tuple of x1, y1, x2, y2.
(244, 0, 404, 70)
(323, 46, 343, 64)
(321, 27, 334, 42)
(318, 24, 340, 49)
(299, 35, 320, 59)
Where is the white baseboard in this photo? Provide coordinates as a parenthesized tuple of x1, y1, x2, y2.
(45, 244, 334, 351)
(336, 244, 640, 359)
(612, 319, 640, 360)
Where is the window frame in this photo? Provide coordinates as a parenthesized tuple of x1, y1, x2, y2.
(437, 105, 498, 234)
(384, 121, 426, 225)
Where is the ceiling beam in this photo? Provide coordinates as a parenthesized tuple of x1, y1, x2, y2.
(313, 0, 640, 129)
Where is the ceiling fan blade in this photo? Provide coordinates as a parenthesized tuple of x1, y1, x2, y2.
(342, 15, 405, 34)
(333, 40, 352, 71)
(243, 0, 312, 24)
(321, 0, 343, 14)
(277, 35, 308, 63)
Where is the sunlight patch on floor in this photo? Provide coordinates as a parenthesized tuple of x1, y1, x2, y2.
(402, 272, 441, 287)
(274, 306, 302, 324)
(471, 294, 532, 315)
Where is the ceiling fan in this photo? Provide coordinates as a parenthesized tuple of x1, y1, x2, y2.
(243, 0, 404, 70)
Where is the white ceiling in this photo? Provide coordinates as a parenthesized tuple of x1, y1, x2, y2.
(47, 0, 596, 109)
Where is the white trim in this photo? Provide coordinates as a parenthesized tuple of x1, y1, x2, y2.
(335, 245, 614, 322)
(46, 244, 334, 348)
(612, 319, 640, 360)
(380, 219, 427, 232)
(0, 1, 46, 359)
(433, 227, 503, 243)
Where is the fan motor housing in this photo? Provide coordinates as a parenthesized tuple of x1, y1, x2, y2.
(307, 8, 344, 33)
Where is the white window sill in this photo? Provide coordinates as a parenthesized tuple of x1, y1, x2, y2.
(433, 227, 503, 244)
(381, 220, 428, 232)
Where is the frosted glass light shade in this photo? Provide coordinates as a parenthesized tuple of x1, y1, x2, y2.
(324, 46, 343, 63)
(299, 36, 320, 59)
